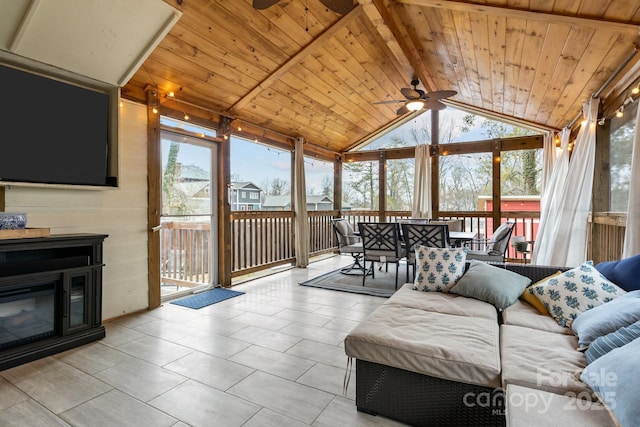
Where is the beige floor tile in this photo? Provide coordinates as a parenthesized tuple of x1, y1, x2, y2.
(132, 318, 200, 342)
(94, 358, 187, 402)
(279, 322, 347, 346)
(0, 377, 29, 410)
(149, 379, 261, 427)
(0, 399, 71, 427)
(163, 351, 254, 390)
(296, 362, 355, 400)
(54, 342, 136, 375)
(13, 362, 112, 414)
(313, 396, 409, 427)
(59, 389, 177, 427)
(229, 325, 302, 352)
(115, 335, 194, 366)
(244, 408, 308, 427)
(233, 311, 293, 331)
(273, 308, 333, 327)
(229, 345, 315, 381)
(228, 371, 334, 424)
(175, 329, 250, 358)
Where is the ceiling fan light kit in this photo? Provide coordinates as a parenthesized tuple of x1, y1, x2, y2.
(374, 79, 457, 115)
(406, 99, 426, 112)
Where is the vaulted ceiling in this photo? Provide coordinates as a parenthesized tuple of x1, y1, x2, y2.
(122, 0, 640, 155)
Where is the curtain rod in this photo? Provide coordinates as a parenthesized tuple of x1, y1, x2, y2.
(567, 45, 640, 130)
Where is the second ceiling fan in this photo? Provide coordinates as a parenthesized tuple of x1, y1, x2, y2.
(374, 79, 457, 115)
(252, 0, 354, 15)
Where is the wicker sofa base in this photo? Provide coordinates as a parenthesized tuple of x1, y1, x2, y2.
(356, 359, 505, 427)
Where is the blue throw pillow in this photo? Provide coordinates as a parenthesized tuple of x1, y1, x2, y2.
(596, 254, 640, 292)
(571, 290, 640, 349)
(585, 320, 640, 364)
(580, 337, 640, 427)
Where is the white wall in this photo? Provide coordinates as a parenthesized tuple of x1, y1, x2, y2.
(4, 99, 149, 320)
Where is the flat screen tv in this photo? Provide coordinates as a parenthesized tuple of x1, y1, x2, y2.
(0, 63, 115, 187)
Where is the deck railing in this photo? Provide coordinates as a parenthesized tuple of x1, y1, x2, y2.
(160, 208, 626, 284)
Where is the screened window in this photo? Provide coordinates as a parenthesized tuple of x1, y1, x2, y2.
(609, 101, 637, 212)
(343, 160, 379, 210)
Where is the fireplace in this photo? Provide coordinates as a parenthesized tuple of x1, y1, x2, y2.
(0, 234, 107, 370)
(0, 279, 57, 350)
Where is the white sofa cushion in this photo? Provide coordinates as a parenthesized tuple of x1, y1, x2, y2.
(502, 300, 573, 335)
(506, 385, 617, 427)
(500, 324, 590, 398)
(388, 284, 499, 320)
(345, 303, 501, 388)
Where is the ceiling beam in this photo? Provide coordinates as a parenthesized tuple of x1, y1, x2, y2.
(226, 5, 364, 115)
(364, 0, 438, 92)
(398, 0, 640, 35)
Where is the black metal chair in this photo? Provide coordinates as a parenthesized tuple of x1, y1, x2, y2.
(466, 221, 516, 263)
(358, 222, 403, 289)
(401, 223, 450, 282)
(331, 218, 365, 275)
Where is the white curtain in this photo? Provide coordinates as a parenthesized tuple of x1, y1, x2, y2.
(532, 128, 570, 264)
(623, 102, 640, 257)
(537, 99, 599, 267)
(412, 144, 432, 218)
(294, 137, 309, 267)
(541, 131, 556, 193)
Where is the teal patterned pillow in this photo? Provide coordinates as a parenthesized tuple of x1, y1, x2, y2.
(412, 246, 467, 292)
(530, 261, 626, 327)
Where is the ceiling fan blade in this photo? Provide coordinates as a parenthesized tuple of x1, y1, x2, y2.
(373, 99, 405, 105)
(424, 100, 447, 110)
(396, 105, 409, 115)
(253, 0, 280, 10)
(319, 0, 354, 14)
(400, 87, 421, 99)
(424, 90, 457, 100)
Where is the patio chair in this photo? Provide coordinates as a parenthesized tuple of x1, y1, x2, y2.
(401, 223, 450, 282)
(358, 222, 403, 289)
(466, 221, 516, 263)
(331, 218, 365, 275)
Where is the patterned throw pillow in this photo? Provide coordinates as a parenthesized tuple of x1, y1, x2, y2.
(412, 246, 467, 292)
(530, 261, 626, 327)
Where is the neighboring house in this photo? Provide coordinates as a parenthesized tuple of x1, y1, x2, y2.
(262, 195, 290, 211)
(262, 195, 339, 211)
(229, 182, 262, 211)
(306, 195, 333, 211)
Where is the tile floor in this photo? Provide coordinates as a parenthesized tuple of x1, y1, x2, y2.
(0, 255, 408, 426)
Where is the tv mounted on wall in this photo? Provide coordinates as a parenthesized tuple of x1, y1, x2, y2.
(0, 63, 117, 187)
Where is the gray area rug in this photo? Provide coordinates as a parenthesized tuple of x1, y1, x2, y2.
(300, 263, 410, 297)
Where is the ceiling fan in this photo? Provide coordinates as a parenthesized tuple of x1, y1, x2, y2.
(252, 0, 354, 15)
(374, 79, 457, 115)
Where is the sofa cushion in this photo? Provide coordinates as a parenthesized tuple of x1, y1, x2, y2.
(345, 304, 501, 388)
(505, 385, 617, 427)
(596, 253, 640, 292)
(529, 261, 626, 327)
(387, 284, 498, 320)
(413, 246, 467, 292)
(584, 320, 640, 364)
(500, 324, 590, 398)
(571, 290, 640, 349)
(449, 260, 531, 309)
(580, 337, 640, 427)
(502, 300, 573, 335)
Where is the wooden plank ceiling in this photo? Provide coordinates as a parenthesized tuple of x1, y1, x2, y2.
(122, 0, 640, 155)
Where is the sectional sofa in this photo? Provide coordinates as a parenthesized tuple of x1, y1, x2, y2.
(344, 251, 640, 427)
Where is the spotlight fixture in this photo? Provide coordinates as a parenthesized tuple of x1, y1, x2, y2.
(152, 107, 158, 114)
(183, 112, 190, 120)
(616, 106, 624, 118)
(597, 118, 606, 126)
(632, 85, 640, 95)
